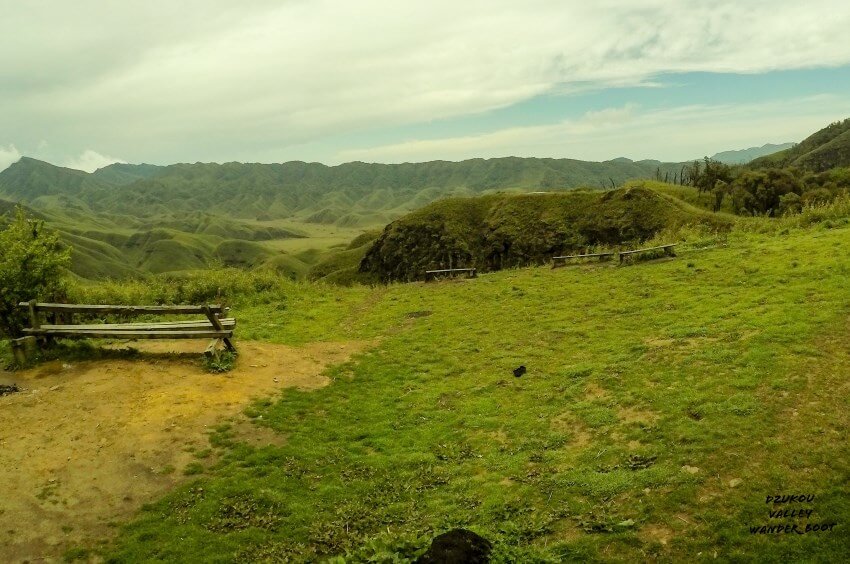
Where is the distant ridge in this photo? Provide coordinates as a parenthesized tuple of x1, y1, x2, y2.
(711, 143, 795, 164)
(0, 155, 686, 222)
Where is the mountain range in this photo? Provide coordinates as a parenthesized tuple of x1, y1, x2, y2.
(0, 128, 834, 281)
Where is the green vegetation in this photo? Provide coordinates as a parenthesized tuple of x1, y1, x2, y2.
(4, 134, 850, 559)
(0, 207, 70, 336)
(360, 185, 733, 282)
(750, 118, 850, 171)
(80, 198, 849, 562)
(0, 156, 686, 223)
(204, 350, 238, 374)
(0, 156, 687, 279)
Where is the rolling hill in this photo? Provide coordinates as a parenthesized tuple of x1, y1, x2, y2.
(710, 142, 795, 164)
(0, 155, 687, 279)
(0, 156, 686, 223)
(358, 185, 733, 282)
(1, 117, 846, 281)
(750, 118, 850, 171)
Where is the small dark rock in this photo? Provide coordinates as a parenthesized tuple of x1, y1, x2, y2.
(0, 384, 20, 396)
(416, 529, 492, 563)
(513, 365, 526, 378)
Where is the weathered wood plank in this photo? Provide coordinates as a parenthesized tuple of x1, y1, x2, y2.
(10, 336, 37, 365)
(424, 268, 477, 281)
(554, 252, 614, 260)
(36, 319, 236, 331)
(205, 339, 224, 359)
(27, 299, 40, 330)
(552, 252, 615, 268)
(425, 268, 476, 274)
(618, 244, 677, 257)
(23, 329, 233, 339)
(618, 243, 677, 263)
(17, 303, 224, 315)
(204, 305, 236, 352)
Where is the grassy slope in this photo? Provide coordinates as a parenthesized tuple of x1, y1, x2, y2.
(750, 118, 850, 171)
(101, 218, 850, 562)
(360, 185, 734, 282)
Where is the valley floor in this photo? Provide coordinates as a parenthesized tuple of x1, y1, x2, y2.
(2, 219, 850, 562)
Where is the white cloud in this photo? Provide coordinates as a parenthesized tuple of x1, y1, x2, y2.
(1, 1, 850, 163)
(63, 150, 126, 173)
(337, 96, 850, 163)
(0, 144, 22, 171)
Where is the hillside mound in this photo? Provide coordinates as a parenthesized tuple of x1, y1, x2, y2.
(359, 186, 731, 281)
(750, 118, 850, 171)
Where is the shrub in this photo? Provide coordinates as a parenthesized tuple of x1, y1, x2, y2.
(0, 208, 71, 337)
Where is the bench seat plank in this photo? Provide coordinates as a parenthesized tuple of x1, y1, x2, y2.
(425, 268, 476, 274)
(17, 303, 225, 315)
(23, 329, 233, 339)
(619, 244, 676, 256)
(34, 318, 236, 331)
(554, 252, 614, 259)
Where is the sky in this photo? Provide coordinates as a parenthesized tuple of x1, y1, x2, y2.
(2, 0, 850, 172)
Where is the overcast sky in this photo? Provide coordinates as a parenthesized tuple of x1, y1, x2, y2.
(3, 0, 850, 172)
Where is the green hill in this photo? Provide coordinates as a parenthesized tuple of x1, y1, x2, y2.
(90, 162, 164, 186)
(750, 118, 850, 171)
(0, 156, 686, 223)
(360, 185, 733, 282)
(710, 142, 795, 164)
(0, 155, 691, 279)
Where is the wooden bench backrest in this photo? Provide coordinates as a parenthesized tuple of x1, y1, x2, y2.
(19, 302, 225, 315)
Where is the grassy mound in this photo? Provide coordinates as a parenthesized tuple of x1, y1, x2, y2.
(360, 185, 732, 281)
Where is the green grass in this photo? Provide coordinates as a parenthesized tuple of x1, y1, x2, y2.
(91, 215, 850, 562)
(361, 184, 733, 282)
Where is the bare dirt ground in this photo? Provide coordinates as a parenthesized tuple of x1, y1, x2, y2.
(0, 339, 372, 563)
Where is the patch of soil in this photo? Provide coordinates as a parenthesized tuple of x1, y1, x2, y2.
(617, 405, 660, 425)
(640, 523, 674, 546)
(550, 413, 592, 448)
(0, 339, 372, 563)
(584, 382, 607, 399)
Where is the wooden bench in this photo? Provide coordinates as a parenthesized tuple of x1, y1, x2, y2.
(17, 301, 236, 356)
(617, 244, 677, 263)
(552, 252, 615, 268)
(425, 268, 477, 281)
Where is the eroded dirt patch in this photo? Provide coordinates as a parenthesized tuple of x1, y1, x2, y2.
(550, 412, 593, 448)
(617, 405, 660, 425)
(0, 339, 372, 563)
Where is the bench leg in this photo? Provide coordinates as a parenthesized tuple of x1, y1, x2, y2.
(10, 336, 38, 366)
(205, 339, 223, 360)
(203, 305, 236, 354)
(11, 340, 27, 366)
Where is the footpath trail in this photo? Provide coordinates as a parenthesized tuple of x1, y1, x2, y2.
(0, 339, 371, 563)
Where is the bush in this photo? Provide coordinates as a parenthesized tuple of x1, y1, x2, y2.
(0, 208, 71, 337)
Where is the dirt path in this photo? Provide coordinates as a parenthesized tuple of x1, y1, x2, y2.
(0, 339, 372, 563)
